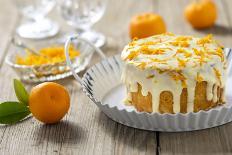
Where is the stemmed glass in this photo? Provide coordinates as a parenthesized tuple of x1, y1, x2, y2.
(58, 0, 107, 47)
(14, 0, 59, 39)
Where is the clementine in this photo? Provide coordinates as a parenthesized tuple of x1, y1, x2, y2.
(29, 82, 70, 124)
(184, 0, 217, 29)
(129, 13, 166, 39)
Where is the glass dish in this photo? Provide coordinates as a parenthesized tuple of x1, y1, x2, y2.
(5, 37, 94, 83)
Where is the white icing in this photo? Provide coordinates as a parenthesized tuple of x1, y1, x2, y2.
(127, 92, 132, 101)
(121, 34, 226, 113)
(186, 81, 196, 112)
(206, 82, 214, 101)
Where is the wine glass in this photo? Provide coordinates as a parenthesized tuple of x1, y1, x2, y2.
(58, 0, 107, 47)
(14, 0, 59, 39)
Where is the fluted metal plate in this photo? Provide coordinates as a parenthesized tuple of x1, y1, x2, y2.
(82, 54, 232, 132)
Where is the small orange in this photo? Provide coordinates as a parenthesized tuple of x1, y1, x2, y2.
(184, 0, 217, 29)
(29, 82, 70, 124)
(129, 13, 166, 39)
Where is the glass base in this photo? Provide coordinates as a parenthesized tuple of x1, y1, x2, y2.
(79, 30, 106, 48)
(17, 18, 59, 39)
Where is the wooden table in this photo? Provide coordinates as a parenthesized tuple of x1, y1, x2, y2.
(0, 0, 232, 154)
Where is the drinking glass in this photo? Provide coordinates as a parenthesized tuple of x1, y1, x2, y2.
(59, 0, 107, 47)
(14, 0, 59, 39)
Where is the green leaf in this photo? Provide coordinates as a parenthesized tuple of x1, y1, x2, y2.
(13, 79, 29, 106)
(0, 102, 31, 124)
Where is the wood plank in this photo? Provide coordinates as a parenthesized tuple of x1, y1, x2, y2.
(158, 0, 232, 154)
(213, 0, 232, 154)
(0, 0, 158, 154)
(0, 1, 19, 67)
(0, 0, 19, 151)
(58, 0, 158, 154)
(2, 0, 231, 154)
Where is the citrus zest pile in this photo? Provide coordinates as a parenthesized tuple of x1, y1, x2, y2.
(16, 45, 80, 66)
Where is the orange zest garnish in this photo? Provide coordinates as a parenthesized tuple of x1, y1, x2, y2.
(125, 51, 139, 60)
(184, 52, 192, 58)
(140, 46, 165, 55)
(168, 71, 187, 87)
(175, 36, 192, 42)
(198, 56, 207, 66)
(196, 72, 203, 82)
(197, 34, 213, 45)
(213, 67, 221, 83)
(16, 45, 80, 66)
(146, 74, 155, 79)
(177, 58, 187, 68)
(139, 40, 161, 46)
(170, 41, 189, 47)
(150, 58, 168, 63)
(175, 48, 192, 58)
(137, 62, 147, 69)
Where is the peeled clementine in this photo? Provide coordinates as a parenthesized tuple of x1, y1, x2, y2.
(184, 0, 217, 29)
(29, 82, 70, 124)
(129, 13, 166, 39)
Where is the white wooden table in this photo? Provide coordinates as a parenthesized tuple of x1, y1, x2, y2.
(0, 0, 232, 154)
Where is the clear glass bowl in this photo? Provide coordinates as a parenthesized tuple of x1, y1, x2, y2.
(5, 37, 94, 83)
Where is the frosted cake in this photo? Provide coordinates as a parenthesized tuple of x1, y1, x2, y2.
(121, 33, 226, 113)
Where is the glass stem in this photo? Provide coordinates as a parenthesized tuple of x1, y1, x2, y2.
(75, 25, 93, 35)
(33, 16, 46, 23)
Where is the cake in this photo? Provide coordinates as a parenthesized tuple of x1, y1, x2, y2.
(121, 33, 226, 113)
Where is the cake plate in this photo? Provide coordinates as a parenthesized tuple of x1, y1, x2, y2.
(65, 35, 232, 132)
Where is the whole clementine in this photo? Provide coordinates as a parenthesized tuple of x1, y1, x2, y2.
(29, 82, 70, 124)
(184, 0, 217, 29)
(129, 13, 166, 39)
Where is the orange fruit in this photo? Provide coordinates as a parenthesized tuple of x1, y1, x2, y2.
(129, 13, 166, 39)
(184, 0, 217, 29)
(29, 82, 70, 124)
